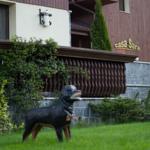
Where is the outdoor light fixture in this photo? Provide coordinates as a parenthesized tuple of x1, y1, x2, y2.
(39, 9, 52, 27)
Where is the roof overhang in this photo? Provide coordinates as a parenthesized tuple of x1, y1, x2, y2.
(0, 41, 137, 63)
(58, 46, 137, 63)
(0, 0, 15, 5)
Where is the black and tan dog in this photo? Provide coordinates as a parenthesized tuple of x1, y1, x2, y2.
(22, 85, 81, 142)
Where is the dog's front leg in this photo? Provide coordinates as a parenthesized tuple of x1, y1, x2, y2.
(67, 125, 71, 138)
(63, 125, 71, 140)
(55, 127, 63, 142)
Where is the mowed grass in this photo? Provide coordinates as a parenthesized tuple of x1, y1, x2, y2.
(0, 122, 150, 150)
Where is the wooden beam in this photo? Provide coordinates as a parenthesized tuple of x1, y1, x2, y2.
(58, 46, 137, 63)
(69, 0, 86, 4)
(71, 3, 94, 14)
(71, 31, 89, 36)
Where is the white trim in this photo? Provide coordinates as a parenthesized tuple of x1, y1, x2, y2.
(119, 0, 130, 14)
(43, 97, 115, 100)
(126, 84, 150, 88)
(133, 61, 150, 65)
(124, 0, 130, 13)
(68, 10, 72, 47)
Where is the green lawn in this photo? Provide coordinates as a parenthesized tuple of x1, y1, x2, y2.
(0, 122, 150, 150)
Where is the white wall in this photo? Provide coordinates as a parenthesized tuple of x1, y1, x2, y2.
(9, 3, 71, 46)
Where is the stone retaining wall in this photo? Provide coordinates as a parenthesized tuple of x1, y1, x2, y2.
(123, 61, 150, 99)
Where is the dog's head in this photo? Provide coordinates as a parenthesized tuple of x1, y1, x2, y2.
(61, 85, 81, 103)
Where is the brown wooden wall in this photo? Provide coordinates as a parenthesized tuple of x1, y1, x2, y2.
(9, 0, 69, 10)
(44, 57, 126, 97)
(103, 0, 150, 61)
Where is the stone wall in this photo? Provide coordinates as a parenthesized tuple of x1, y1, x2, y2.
(73, 100, 101, 123)
(123, 61, 150, 99)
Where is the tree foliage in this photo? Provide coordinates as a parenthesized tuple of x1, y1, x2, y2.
(0, 79, 12, 133)
(90, 0, 112, 50)
(0, 38, 68, 125)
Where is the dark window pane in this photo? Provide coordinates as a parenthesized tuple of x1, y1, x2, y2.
(119, 0, 125, 11)
(71, 34, 91, 48)
(0, 4, 9, 40)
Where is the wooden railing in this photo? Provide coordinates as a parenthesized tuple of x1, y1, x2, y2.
(47, 47, 136, 97)
(0, 41, 137, 97)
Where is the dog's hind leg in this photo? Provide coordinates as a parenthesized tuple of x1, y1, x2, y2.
(32, 125, 42, 140)
(22, 124, 34, 142)
(55, 127, 63, 142)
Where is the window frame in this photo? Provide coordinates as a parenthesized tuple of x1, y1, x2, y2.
(0, 4, 9, 40)
(119, 0, 130, 13)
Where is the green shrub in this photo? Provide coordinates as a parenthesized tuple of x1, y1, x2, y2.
(0, 79, 12, 133)
(89, 97, 144, 123)
(0, 38, 68, 126)
(90, 0, 112, 50)
(143, 90, 150, 113)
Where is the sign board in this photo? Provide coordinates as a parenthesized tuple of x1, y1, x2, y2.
(115, 38, 140, 50)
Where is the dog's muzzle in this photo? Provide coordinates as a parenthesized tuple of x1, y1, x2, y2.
(70, 90, 82, 100)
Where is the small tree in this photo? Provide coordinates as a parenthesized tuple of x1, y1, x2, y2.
(0, 80, 12, 133)
(90, 0, 112, 50)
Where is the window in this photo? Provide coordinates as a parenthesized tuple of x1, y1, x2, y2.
(71, 34, 91, 48)
(0, 4, 9, 40)
(119, 0, 130, 13)
(119, 0, 125, 11)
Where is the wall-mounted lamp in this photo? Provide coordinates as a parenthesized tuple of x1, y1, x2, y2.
(39, 9, 52, 27)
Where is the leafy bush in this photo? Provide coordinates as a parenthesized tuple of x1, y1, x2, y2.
(0, 79, 12, 133)
(0, 38, 68, 126)
(89, 97, 144, 123)
(143, 90, 150, 113)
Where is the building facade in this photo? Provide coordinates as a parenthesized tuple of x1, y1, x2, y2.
(0, 0, 150, 61)
(69, 0, 150, 62)
(0, 0, 70, 46)
(103, 0, 150, 62)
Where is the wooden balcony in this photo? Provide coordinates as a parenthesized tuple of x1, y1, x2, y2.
(0, 41, 136, 97)
(69, 0, 118, 10)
